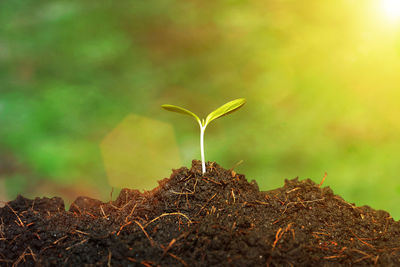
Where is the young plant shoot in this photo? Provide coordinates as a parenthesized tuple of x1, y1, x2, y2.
(161, 98, 246, 174)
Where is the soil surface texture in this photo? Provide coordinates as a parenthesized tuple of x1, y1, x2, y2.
(1, 160, 400, 266)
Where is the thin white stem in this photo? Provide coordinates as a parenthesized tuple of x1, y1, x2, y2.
(200, 124, 206, 174)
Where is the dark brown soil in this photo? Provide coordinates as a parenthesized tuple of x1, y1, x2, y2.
(1, 160, 400, 266)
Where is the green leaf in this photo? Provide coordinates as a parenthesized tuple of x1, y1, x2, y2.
(161, 104, 201, 125)
(204, 98, 246, 126)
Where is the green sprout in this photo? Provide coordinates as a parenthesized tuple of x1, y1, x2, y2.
(161, 98, 246, 174)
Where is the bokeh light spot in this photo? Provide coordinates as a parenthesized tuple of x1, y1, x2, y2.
(100, 114, 181, 191)
(382, 0, 400, 21)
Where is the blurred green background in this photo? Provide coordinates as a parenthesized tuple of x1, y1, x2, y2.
(1, 0, 400, 219)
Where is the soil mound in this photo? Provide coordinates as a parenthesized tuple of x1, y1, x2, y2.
(1, 160, 399, 266)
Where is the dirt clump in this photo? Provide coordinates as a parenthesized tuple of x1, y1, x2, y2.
(1, 160, 400, 266)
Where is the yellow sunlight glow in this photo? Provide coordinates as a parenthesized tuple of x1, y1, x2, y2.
(382, 0, 400, 21)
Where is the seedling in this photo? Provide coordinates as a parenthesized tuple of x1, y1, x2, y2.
(161, 98, 246, 174)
